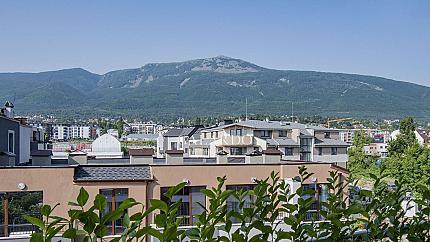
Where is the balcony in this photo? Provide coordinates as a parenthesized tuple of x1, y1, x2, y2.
(221, 136, 254, 146)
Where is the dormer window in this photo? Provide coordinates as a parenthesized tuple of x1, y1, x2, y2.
(324, 132, 330, 138)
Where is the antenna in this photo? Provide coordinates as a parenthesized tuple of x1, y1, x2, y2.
(291, 102, 294, 122)
(245, 98, 248, 120)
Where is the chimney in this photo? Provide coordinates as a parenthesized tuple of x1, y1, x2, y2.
(262, 149, 283, 164)
(3, 101, 14, 119)
(0, 151, 16, 166)
(165, 150, 184, 165)
(68, 151, 88, 165)
(129, 148, 154, 164)
(216, 150, 228, 164)
(245, 150, 263, 164)
(31, 150, 52, 166)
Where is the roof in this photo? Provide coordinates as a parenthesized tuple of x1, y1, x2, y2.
(165, 150, 184, 155)
(164, 127, 198, 137)
(202, 120, 334, 132)
(263, 149, 284, 155)
(4, 101, 14, 108)
(74, 165, 152, 182)
(267, 138, 299, 146)
(416, 129, 430, 142)
(314, 139, 350, 147)
(129, 148, 154, 156)
(31, 150, 53, 156)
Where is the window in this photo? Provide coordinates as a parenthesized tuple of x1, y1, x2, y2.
(179, 142, 183, 149)
(100, 188, 129, 235)
(230, 147, 245, 155)
(261, 130, 271, 138)
(235, 129, 243, 136)
(230, 129, 235, 136)
(301, 184, 328, 221)
(211, 132, 214, 138)
(203, 133, 207, 139)
(171, 142, 177, 150)
(324, 132, 330, 138)
(318, 147, 323, 156)
(1, 191, 43, 237)
(226, 185, 256, 223)
(300, 138, 312, 161)
(190, 148, 195, 155)
(203, 148, 209, 156)
(8, 130, 14, 154)
(161, 186, 205, 226)
(215, 132, 219, 138)
(331, 147, 337, 155)
(279, 130, 288, 137)
(285, 147, 293, 156)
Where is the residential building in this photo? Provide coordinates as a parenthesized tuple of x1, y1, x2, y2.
(51, 124, 96, 140)
(179, 120, 349, 167)
(156, 127, 200, 158)
(126, 122, 163, 134)
(0, 150, 348, 238)
(391, 128, 430, 148)
(0, 102, 49, 165)
(364, 143, 388, 158)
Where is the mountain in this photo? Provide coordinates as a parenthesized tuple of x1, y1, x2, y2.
(1, 56, 429, 119)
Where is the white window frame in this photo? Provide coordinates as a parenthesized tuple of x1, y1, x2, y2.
(8, 130, 15, 154)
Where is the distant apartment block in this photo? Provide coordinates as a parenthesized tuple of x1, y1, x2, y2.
(52, 124, 98, 140)
(126, 122, 163, 134)
(364, 143, 388, 158)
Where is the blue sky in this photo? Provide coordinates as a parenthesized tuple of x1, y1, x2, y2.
(0, 0, 429, 86)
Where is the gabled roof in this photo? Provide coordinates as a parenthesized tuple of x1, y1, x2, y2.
(74, 165, 152, 182)
(165, 150, 184, 155)
(416, 129, 430, 142)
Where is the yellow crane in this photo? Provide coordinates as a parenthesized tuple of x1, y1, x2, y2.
(326, 118, 352, 128)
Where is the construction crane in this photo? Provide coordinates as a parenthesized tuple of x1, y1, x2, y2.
(326, 118, 352, 128)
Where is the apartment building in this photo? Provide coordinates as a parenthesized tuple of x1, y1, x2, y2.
(0, 102, 49, 165)
(158, 120, 349, 167)
(126, 122, 163, 134)
(156, 127, 200, 157)
(0, 149, 348, 238)
(364, 143, 388, 158)
(52, 124, 95, 140)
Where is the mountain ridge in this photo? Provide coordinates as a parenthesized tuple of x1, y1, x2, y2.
(1, 56, 429, 119)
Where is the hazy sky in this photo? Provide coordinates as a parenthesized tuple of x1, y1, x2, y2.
(1, 0, 429, 86)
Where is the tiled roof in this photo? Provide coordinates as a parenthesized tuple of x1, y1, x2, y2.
(267, 138, 299, 146)
(129, 148, 154, 156)
(314, 139, 350, 147)
(416, 129, 430, 142)
(74, 165, 152, 182)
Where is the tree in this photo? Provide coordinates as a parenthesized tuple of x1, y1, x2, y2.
(348, 130, 376, 178)
(388, 117, 417, 155)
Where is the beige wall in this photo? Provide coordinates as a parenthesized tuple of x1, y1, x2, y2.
(0, 163, 348, 227)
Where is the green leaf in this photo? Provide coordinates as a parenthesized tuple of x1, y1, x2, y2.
(40, 205, 51, 217)
(30, 232, 44, 242)
(62, 228, 77, 238)
(150, 199, 169, 213)
(94, 224, 109, 238)
(101, 210, 123, 224)
(93, 194, 107, 211)
(24, 215, 45, 230)
(118, 198, 138, 210)
(77, 187, 90, 207)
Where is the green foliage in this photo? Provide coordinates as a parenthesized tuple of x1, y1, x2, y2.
(25, 166, 430, 242)
(3, 58, 430, 119)
(347, 130, 378, 179)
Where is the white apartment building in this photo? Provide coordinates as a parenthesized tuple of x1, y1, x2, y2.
(127, 122, 163, 134)
(158, 120, 350, 167)
(52, 125, 92, 140)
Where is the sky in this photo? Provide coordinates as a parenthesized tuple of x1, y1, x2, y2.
(0, 0, 429, 86)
